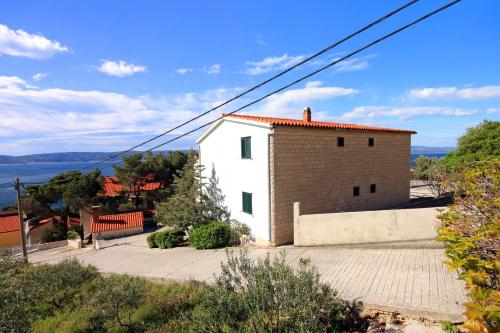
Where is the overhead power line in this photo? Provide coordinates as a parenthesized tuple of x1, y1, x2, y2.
(79, 0, 419, 171)
(139, 0, 462, 153)
(22, 0, 461, 187)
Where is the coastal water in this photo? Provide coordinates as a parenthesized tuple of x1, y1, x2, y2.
(0, 161, 116, 208)
(0, 153, 447, 209)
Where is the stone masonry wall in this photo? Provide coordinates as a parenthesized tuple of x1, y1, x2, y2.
(269, 126, 412, 246)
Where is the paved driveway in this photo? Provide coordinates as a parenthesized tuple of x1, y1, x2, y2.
(29, 232, 467, 321)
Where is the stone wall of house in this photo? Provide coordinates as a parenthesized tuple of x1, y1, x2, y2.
(269, 126, 412, 246)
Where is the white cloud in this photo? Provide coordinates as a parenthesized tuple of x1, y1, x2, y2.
(333, 56, 371, 73)
(342, 105, 477, 121)
(487, 107, 500, 114)
(97, 60, 146, 77)
(0, 76, 237, 154)
(408, 85, 500, 99)
(175, 68, 192, 75)
(0, 24, 69, 59)
(305, 81, 323, 88)
(244, 54, 306, 76)
(205, 64, 221, 75)
(255, 34, 267, 46)
(32, 72, 49, 81)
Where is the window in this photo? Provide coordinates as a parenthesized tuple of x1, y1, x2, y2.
(241, 137, 251, 159)
(353, 186, 360, 197)
(370, 184, 376, 193)
(337, 137, 345, 147)
(242, 192, 253, 214)
(368, 137, 375, 147)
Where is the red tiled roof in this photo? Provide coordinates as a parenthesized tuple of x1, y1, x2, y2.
(223, 114, 417, 134)
(90, 211, 144, 233)
(100, 176, 162, 197)
(0, 212, 19, 233)
(67, 216, 81, 226)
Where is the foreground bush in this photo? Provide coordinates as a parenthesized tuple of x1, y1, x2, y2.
(1, 251, 368, 332)
(437, 159, 499, 333)
(147, 232, 158, 248)
(155, 229, 183, 249)
(191, 250, 364, 332)
(189, 221, 230, 249)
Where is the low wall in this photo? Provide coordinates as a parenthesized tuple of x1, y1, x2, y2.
(293, 203, 443, 247)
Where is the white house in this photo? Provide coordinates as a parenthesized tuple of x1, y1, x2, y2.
(196, 108, 415, 246)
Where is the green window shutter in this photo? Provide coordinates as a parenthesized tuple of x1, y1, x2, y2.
(241, 137, 251, 159)
(242, 192, 253, 214)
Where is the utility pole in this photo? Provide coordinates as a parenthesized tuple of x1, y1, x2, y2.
(15, 178, 28, 261)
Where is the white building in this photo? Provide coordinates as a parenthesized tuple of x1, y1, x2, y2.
(196, 109, 415, 246)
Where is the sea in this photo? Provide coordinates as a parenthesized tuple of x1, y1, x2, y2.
(0, 153, 448, 209)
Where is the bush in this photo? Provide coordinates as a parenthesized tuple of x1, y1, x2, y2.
(191, 250, 365, 332)
(155, 229, 183, 249)
(66, 230, 79, 240)
(437, 159, 499, 332)
(147, 232, 158, 248)
(229, 220, 251, 246)
(189, 221, 230, 249)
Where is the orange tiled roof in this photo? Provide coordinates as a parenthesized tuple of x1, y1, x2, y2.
(100, 176, 161, 196)
(0, 212, 19, 233)
(224, 114, 417, 134)
(90, 211, 144, 233)
(67, 216, 81, 226)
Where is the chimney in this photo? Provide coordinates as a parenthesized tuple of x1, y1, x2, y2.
(91, 205, 100, 224)
(303, 106, 311, 122)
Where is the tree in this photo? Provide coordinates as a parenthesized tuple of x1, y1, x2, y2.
(443, 120, 500, 169)
(437, 159, 499, 332)
(62, 169, 102, 211)
(202, 166, 230, 222)
(155, 151, 204, 233)
(412, 156, 439, 181)
(114, 153, 151, 208)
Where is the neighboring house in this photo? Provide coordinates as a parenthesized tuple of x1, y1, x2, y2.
(0, 212, 60, 248)
(197, 108, 416, 246)
(77, 176, 161, 237)
(90, 207, 144, 240)
(0, 211, 21, 248)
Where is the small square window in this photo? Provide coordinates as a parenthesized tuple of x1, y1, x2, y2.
(241, 137, 251, 159)
(353, 186, 360, 196)
(368, 137, 375, 147)
(370, 184, 376, 193)
(337, 137, 345, 147)
(242, 192, 253, 214)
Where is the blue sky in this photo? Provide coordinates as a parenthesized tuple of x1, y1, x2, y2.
(0, 0, 498, 155)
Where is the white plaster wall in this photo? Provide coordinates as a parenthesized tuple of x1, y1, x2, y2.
(198, 119, 272, 243)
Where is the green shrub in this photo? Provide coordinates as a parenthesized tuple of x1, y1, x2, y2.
(189, 221, 230, 249)
(155, 229, 183, 249)
(229, 220, 251, 246)
(66, 230, 79, 240)
(191, 250, 365, 332)
(147, 232, 158, 248)
(437, 159, 499, 332)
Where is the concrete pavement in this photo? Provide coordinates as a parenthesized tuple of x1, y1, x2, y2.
(29, 232, 467, 321)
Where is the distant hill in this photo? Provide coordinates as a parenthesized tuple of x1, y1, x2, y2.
(0, 147, 449, 164)
(0, 151, 179, 164)
(410, 146, 455, 154)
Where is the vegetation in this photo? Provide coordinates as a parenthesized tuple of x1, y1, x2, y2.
(155, 151, 205, 233)
(437, 159, 499, 333)
(67, 230, 80, 239)
(442, 120, 500, 170)
(147, 233, 158, 248)
(154, 229, 184, 249)
(1, 251, 367, 333)
(189, 221, 230, 249)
